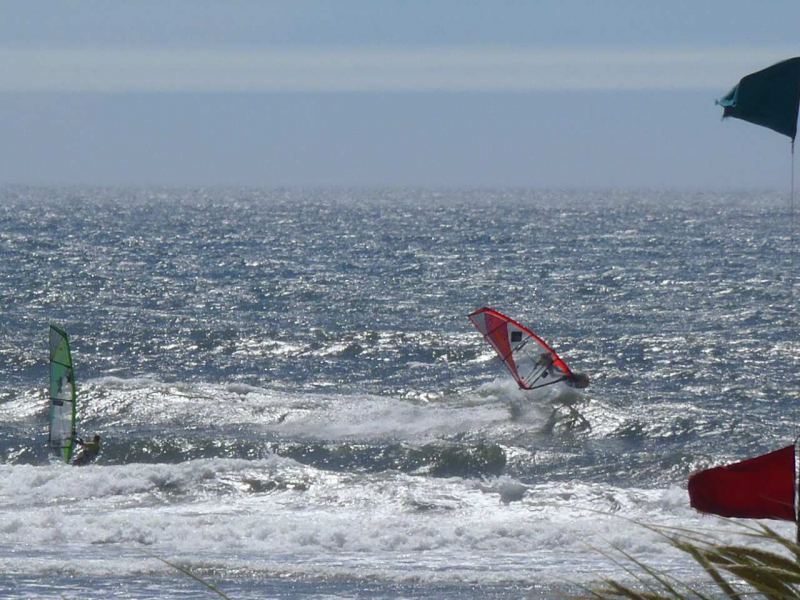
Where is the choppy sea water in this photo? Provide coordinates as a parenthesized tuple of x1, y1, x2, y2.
(1, 187, 799, 599)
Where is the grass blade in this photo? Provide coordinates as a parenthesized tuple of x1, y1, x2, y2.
(142, 550, 232, 600)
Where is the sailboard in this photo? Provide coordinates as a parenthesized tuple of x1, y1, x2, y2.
(48, 325, 77, 463)
(468, 307, 577, 391)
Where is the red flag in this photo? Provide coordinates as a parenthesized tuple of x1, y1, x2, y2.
(688, 444, 796, 521)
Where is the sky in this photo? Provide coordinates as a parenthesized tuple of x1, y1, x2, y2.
(1, 1, 799, 189)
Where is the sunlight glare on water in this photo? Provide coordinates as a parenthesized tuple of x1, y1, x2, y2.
(1, 187, 798, 598)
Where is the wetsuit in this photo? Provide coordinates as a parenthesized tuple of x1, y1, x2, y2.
(72, 438, 101, 466)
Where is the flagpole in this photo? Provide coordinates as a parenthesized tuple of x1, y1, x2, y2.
(789, 145, 800, 546)
(791, 143, 798, 548)
(795, 436, 799, 545)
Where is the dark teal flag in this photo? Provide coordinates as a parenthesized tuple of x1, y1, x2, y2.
(717, 57, 800, 141)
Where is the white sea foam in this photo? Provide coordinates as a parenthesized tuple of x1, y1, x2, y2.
(4, 189, 797, 597)
(3, 457, 792, 586)
(71, 376, 563, 443)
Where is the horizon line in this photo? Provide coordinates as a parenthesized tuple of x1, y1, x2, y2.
(1, 45, 797, 93)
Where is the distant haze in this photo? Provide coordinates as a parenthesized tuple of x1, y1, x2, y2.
(1, 1, 798, 189)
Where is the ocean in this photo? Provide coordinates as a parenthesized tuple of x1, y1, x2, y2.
(1, 186, 798, 598)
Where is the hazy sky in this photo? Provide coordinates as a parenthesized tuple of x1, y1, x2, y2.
(1, 1, 798, 188)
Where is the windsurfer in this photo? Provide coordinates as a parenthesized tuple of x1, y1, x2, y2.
(56, 373, 72, 398)
(536, 352, 554, 369)
(567, 371, 590, 389)
(72, 434, 101, 466)
(537, 352, 589, 389)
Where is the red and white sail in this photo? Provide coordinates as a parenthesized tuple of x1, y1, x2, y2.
(468, 307, 574, 391)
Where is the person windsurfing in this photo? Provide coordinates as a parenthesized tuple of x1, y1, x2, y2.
(469, 307, 590, 392)
(470, 307, 591, 431)
(72, 434, 101, 466)
(536, 352, 589, 389)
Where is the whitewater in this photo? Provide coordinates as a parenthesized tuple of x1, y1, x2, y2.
(1, 187, 798, 598)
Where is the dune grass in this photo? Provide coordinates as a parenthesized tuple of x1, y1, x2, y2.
(587, 522, 800, 599)
(142, 550, 232, 600)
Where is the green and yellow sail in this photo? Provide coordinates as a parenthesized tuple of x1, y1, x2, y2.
(48, 325, 77, 463)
